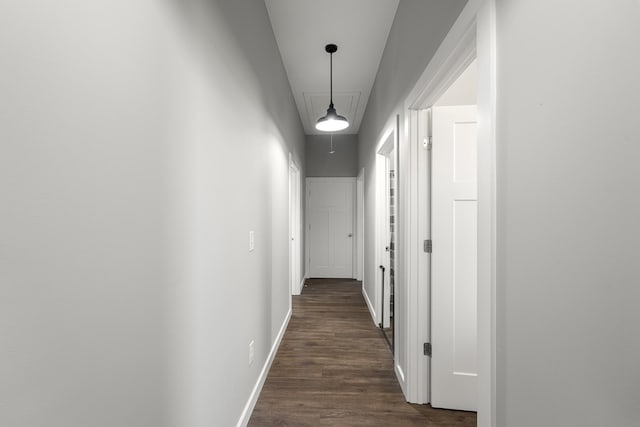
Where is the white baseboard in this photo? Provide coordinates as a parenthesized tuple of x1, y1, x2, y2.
(294, 275, 306, 295)
(395, 363, 408, 397)
(236, 308, 292, 427)
(362, 285, 377, 326)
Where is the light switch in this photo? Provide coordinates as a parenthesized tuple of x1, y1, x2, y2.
(249, 231, 255, 251)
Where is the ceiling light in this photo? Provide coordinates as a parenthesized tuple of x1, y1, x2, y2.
(316, 44, 349, 132)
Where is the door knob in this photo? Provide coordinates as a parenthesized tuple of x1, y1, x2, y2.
(348, 233, 353, 237)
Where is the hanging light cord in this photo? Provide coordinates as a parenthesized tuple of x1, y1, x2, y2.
(329, 51, 334, 108)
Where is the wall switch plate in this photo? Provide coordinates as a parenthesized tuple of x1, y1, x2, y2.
(249, 231, 255, 252)
(249, 340, 255, 365)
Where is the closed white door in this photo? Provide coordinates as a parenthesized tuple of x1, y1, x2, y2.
(431, 105, 478, 411)
(290, 162, 301, 294)
(307, 178, 354, 278)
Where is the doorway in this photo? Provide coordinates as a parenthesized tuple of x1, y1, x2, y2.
(376, 124, 397, 352)
(429, 61, 478, 411)
(400, 1, 496, 424)
(289, 156, 302, 295)
(305, 177, 356, 278)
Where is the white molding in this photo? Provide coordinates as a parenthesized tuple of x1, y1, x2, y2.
(356, 169, 365, 282)
(406, 0, 481, 110)
(476, 1, 497, 425)
(351, 179, 357, 280)
(374, 126, 397, 330)
(361, 285, 377, 326)
(295, 275, 306, 295)
(305, 178, 310, 277)
(395, 363, 407, 396)
(236, 308, 292, 427)
(405, 107, 424, 403)
(377, 127, 395, 155)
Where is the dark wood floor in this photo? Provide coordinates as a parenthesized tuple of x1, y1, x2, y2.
(249, 278, 476, 426)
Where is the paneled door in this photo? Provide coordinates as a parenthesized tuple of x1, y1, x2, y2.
(306, 178, 355, 278)
(431, 105, 478, 411)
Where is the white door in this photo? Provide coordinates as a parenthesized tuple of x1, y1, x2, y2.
(289, 161, 301, 295)
(431, 105, 478, 411)
(307, 178, 355, 278)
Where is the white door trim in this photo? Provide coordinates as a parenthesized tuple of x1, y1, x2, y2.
(374, 125, 397, 324)
(376, 127, 397, 330)
(356, 168, 365, 281)
(402, 0, 496, 425)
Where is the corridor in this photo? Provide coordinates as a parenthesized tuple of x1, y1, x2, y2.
(3, 0, 639, 425)
(249, 279, 476, 426)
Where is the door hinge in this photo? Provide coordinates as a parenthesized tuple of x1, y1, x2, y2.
(423, 239, 432, 253)
(424, 342, 432, 357)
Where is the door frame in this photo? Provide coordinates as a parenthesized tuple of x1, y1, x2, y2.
(305, 177, 357, 279)
(356, 168, 365, 281)
(375, 124, 397, 331)
(289, 154, 303, 296)
(401, 0, 496, 425)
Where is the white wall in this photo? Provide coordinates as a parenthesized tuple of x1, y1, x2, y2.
(435, 60, 476, 107)
(495, 1, 640, 425)
(0, 1, 305, 426)
(358, 0, 468, 391)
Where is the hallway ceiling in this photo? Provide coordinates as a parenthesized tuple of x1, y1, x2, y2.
(265, 0, 399, 135)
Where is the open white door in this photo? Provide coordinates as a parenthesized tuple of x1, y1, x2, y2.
(431, 105, 478, 411)
(306, 178, 355, 278)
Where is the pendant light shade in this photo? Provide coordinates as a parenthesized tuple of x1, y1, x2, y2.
(316, 106, 349, 132)
(316, 44, 349, 132)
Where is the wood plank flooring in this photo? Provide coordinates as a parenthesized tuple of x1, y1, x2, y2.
(249, 278, 476, 426)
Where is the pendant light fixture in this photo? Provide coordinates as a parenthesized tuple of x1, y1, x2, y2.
(316, 44, 349, 132)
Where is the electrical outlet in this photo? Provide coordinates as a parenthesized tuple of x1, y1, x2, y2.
(249, 231, 255, 252)
(249, 340, 255, 366)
